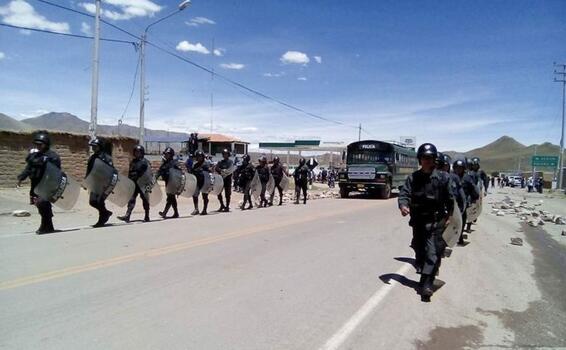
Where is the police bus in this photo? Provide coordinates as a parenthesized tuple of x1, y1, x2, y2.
(338, 140, 418, 199)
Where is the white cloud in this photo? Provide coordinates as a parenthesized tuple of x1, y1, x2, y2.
(263, 72, 285, 78)
(297, 77, 307, 81)
(280, 51, 310, 65)
(213, 48, 225, 57)
(80, 22, 92, 36)
(185, 16, 215, 27)
(176, 40, 210, 54)
(220, 63, 245, 70)
(314, 56, 322, 64)
(79, 0, 162, 21)
(0, 52, 5, 60)
(0, 0, 70, 33)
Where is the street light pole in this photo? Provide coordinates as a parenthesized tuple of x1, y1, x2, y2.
(554, 63, 565, 190)
(138, 0, 191, 146)
(89, 0, 101, 141)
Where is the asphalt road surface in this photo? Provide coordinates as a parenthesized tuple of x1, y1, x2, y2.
(1, 190, 565, 349)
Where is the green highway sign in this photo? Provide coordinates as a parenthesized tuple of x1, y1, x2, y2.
(531, 155, 559, 167)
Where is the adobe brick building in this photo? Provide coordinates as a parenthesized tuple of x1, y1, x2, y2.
(0, 130, 137, 188)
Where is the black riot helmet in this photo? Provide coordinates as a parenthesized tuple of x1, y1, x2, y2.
(443, 153, 452, 165)
(133, 145, 145, 157)
(299, 157, 306, 166)
(259, 155, 267, 163)
(453, 159, 466, 169)
(471, 157, 480, 165)
(33, 131, 51, 148)
(416, 143, 438, 160)
(242, 154, 251, 164)
(222, 148, 231, 157)
(435, 152, 446, 168)
(194, 150, 205, 160)
(163, 147, 175, 156)
(273, 156, 280, 163)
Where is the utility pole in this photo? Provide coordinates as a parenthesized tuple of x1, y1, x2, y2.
(139, 32, 146, 145)
(89, 0, 101, 141)
(358, 123, 361, 141)
(554, 63, 566, 190)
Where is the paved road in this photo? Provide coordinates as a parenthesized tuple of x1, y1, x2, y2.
(1, 193, 564, 349)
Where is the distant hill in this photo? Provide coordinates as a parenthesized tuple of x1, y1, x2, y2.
(0, 113, 32, 132)
(444, 136, 563, 174)
(19, 112, 190, 141)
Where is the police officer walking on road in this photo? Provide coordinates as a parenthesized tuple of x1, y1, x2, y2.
(86, 138, 114, 227)
(117, 145, 151, 223)
(215, 149, 234, 212)
(398, 143, 454, 300)
(238, 154, 256, 210)
(190, 150, 210, 215)
(293, 158, 310, 204)
(256, 155, 270, 208)
(269, 156, 288, 206)
(17, 131, 61, 234)
(157, 147, 180, 219)
(452, 159, 479, 245)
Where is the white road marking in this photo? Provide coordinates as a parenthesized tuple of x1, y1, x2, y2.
(319, 263, 413, 350)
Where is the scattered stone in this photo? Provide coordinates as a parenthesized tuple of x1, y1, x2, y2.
(541, 214, 554, 222)
(554, 216, 566, 225)
(12, 210, 31, 217)
(528, 219, 544, 227)
(510, 237, 523, 246)
(496, 211, 505, 216)
(562, 230, 566, 236)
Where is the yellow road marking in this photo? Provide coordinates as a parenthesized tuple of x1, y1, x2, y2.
(0, 201, 380, 291)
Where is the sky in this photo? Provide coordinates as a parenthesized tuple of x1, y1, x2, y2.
(0, 0, 565, 152)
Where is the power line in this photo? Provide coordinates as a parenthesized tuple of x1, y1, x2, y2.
(0, 23, 138, 46)
(119, 52, 141, 123)
(32, 0, 366, 131)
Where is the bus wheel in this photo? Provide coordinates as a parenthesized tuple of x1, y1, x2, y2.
(379, 183, 391, 199)
(340, 187, 349, 198)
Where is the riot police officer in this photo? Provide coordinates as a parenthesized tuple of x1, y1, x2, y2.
(453, 159, 479, 245)
(398, 143, 454, 299)
(117, 145, 151, 223)
(190, 150, 210, 215)
(157, 147, 180, 219)
(238, 154, 256, 210)
(17, 131, 61, 234)
(293, 158, 310, 204)
(471, 157, 489, 192)
(269, 156, 288, 206)
(256, 155, 270, 207)
(86, 137, 114, 227)
(215, 149, 234, 212)
(465, 157, 481, 232)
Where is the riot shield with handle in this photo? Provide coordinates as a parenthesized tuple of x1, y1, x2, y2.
(250, 171, 262, 200)
(34, 161, 80, 210)
(136, 167, 162, 206)
(84, 158, 134, 207)
(442, 199, 462, 248)
(466, 181, 483, 223)
(166, 168, 197, 197)
(201, 172, 224, 196)
(279, 173, 290, 192)
(266, 173, 275, 198)
(220, 164, 236, 179)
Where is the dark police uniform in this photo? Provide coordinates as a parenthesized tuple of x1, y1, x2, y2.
(293, 163, 310, 204)
(86, 150, 113, 226)
(190, 159, 211, 215)
(238, 159, 256, 209)
(18, 148, 61, 234)
(157, 157, 180, 218)
(121, 157, 151, 221)
(269, 162, 286, 206)
(215, 158, 234, 211)
(398, 169, 454, 293)
(256, 163, 270, 207)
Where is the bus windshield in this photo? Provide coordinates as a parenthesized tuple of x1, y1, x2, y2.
(347, 150, 392, 164)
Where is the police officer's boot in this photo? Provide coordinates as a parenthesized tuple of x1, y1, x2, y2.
(217, 196, 226, 212)
(201, 196, 209, 216)
(240, 196, 247, 210)
(225, 196, 231, 212)
(159, 203, 171, 218)
(117, 208, 132, 223)
(144, 210, 150, 222)
(465, 222, 472, 233)
(191, 197, 200, 215)
(171, 203, 179, 218)
(421, 275, 434, 298)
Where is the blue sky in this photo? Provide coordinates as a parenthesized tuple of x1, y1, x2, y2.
(0, 0, 565, 151)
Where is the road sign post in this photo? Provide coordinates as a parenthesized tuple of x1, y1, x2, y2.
(531, 156, 559, 168)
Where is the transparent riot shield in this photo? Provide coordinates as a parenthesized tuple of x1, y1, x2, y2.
(280, 174, 290, 192)
(34, 162, 80, 210)
(442, 199, 462, 248)
(220, 165, 236, 178)
(181, 173, 198, 198)
(210, 173, 224, 196)
(136, 167, 162, 206)
(266, 174, 275, 196)
(250, 171, 262, 199)
(166, 168, 185, 195)
(466, 201, 480, 223)
(477, 182, 484, 216)
(84, 158, 134, 208)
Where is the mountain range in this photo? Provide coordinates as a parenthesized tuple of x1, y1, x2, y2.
(1, 112, 563, 174)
